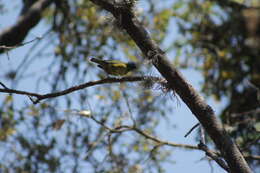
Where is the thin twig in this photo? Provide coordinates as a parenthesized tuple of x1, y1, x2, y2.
(131, 126, 199, 150)
(89, 114, 199, 150)
(0, 37, 42, 49)
(0, 82, 8, 89)
(184, 123, 200, 137)
(0, 76, 164, 104)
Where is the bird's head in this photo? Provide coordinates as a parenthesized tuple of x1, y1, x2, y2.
(127, 62, 137, 71)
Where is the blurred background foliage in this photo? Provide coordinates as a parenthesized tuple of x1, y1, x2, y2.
(0, 0, 259, 172)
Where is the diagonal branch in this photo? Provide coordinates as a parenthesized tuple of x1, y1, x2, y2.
(0, 0, 54, 54)
(89, 1, 252, 173)
(198, 141, 230, 172)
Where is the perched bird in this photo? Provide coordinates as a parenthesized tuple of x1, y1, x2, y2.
(90, 58, 137, 76)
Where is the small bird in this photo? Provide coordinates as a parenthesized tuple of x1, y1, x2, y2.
(90, 58, 137, 76)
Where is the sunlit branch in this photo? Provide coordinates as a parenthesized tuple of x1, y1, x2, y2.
(89, 115, 199, 150)
(68, 108, 260, 163)
(87, 112, 260, 167)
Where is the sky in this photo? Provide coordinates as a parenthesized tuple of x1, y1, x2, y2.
(0, 1, 228, 173)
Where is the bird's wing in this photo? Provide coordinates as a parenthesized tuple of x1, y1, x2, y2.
(91, 58, 126, 66)
(110, 62, 127, 68)
(105, 60, 125, 64)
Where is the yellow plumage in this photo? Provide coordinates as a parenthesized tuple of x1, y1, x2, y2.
(90, 58, 137, 76)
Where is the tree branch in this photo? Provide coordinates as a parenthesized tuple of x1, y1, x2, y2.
(87, 110, 260, 161)
(0, 76, 163, 104)
(89, 1, 252, 172)
(198, 141, 230, 172)
(0, 37, 42, 50)
(88, 113, 203, 150)
(0, 0, 53, 53)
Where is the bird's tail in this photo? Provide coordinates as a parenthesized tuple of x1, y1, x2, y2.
(90, 58, 106, 65)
